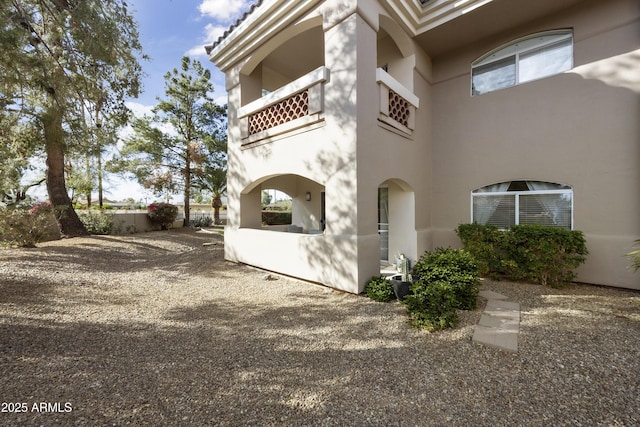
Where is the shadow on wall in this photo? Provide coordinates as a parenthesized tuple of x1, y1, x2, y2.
(570, 49, 640, 93)
(295, 16, 364, 292)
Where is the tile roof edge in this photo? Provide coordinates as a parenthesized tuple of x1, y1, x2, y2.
(204, 0, 264, 55)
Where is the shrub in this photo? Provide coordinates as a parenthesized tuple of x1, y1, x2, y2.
(455, 223, 507, 277)
(0, 203, 58, 248)
(364, 275, 395, 302)
(456, 223, 589, 287)
(190, 216, 213, 228)
(404, 248, 479, 332)
(77, 210, 116, 235)
(411, 247, 480, 310)
(262, 211, 292, 225)
(404, 280, 458, 332)
(147, 203, 178, 230)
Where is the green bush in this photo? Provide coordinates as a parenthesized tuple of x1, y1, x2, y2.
(404, 248, 479, 332)
(456, 223, 589, 287)
(364, 275, 395, 302)
(454, 223, 507, 276)
(147, 203, 178, 230)
(0, 202, 58, 247)
(77, 210, 116, 235)
(262, 211, 292, 225)
(404, 280, 458, 332)
(411, 247, 480, 310)
(190, 216, 213, 228)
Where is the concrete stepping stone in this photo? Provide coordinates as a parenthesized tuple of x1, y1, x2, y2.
(473, 293, 521, 352)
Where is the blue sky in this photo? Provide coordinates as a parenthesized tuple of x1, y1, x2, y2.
(27, 0, 253, 203)
(108, 0, 253, 202)
(127, 0, 253, 109)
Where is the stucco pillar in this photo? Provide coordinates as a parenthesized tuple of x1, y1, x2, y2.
(322, 10, 382, 293)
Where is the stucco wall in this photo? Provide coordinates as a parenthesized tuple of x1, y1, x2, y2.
(430, 0, 640, 288)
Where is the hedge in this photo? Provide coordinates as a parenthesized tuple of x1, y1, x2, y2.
(456, 223, 588, 287)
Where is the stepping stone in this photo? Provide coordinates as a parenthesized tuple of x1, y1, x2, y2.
(484, 300, 520, 320)
(478, 314, 519, 332)
(473, 295, 521, 352)
(479, 290, 508, 300)
(473, 325, 518, 352)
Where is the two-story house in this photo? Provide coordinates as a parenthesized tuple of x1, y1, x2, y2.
(206, 0, 640, 293)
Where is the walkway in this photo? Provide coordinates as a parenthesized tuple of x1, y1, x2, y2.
(472, 290, 521, 352)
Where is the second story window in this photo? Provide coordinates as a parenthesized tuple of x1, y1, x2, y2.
(472, 30, 573, 96)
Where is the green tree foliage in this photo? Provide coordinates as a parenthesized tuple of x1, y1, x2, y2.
(111, 56, 227, 224)
(194, 163, 227, 225)
(0, 0, 144, 236)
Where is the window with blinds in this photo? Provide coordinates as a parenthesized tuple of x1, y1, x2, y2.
(472, 181, 573, 229)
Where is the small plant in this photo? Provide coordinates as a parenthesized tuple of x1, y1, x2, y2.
(364, 275, 395, 302)
(77, 210, 115, 235)
(627, 240, 640, 272)
(0, 202, 58, 248)
(397, 253, 412, 282)
(147, 202, 178, 230)
(190, 216, 213, 228)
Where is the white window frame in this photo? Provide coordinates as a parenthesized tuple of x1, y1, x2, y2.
(471, 30, 573, 96)
(470, 185, 574, 230)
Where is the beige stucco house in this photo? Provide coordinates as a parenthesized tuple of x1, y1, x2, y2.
(207, 0, 640, 293)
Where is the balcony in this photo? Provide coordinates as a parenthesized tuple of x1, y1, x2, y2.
(376, 68, 420, 136)
(237, 66, 330, 146)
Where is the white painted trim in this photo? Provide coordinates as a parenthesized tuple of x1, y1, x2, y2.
(376, 68, 420, 107)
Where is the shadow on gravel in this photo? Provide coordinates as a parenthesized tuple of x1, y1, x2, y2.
(1, 231, 639, 426)
(2, 290, 639, 427)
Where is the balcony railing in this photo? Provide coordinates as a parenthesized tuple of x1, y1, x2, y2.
(237, 66, 330, 145)
(376, 68, 420, 136)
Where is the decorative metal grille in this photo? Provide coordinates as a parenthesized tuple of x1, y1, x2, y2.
(388, 90, 410, 127)
(248, 91, 309, 135)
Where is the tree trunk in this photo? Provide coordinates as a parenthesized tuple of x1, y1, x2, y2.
(212, 196, 222, 225)
(43, 107, 88, 237)
(183, 147, 191, 226)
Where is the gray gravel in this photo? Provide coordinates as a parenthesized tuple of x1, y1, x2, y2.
(0, 228, 639, 426)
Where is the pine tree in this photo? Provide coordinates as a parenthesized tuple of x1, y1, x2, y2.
(112, 56, 226, 225)
(0, 0, 144, 236)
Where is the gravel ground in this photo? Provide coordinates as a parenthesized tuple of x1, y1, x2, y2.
(0, 228, 639, 426)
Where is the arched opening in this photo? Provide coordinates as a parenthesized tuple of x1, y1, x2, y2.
(377, 15, 415, 90)
(241, 174, 325, 233)
(240, 20, 325, 105)
(379, 179, 417, 264)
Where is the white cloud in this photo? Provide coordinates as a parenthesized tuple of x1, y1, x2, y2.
(186, 23, 227, 58)
(126, 101, 154, 118)
(198, 0, 250, 22)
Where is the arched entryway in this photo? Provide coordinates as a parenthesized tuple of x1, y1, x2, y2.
(378, 179, 417, 263)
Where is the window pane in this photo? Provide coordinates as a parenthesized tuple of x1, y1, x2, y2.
(473, 194, 515, 228)
(472, 56, 516, 95)
(519, 39, 572, 83)
(519, 193, 572, 229)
